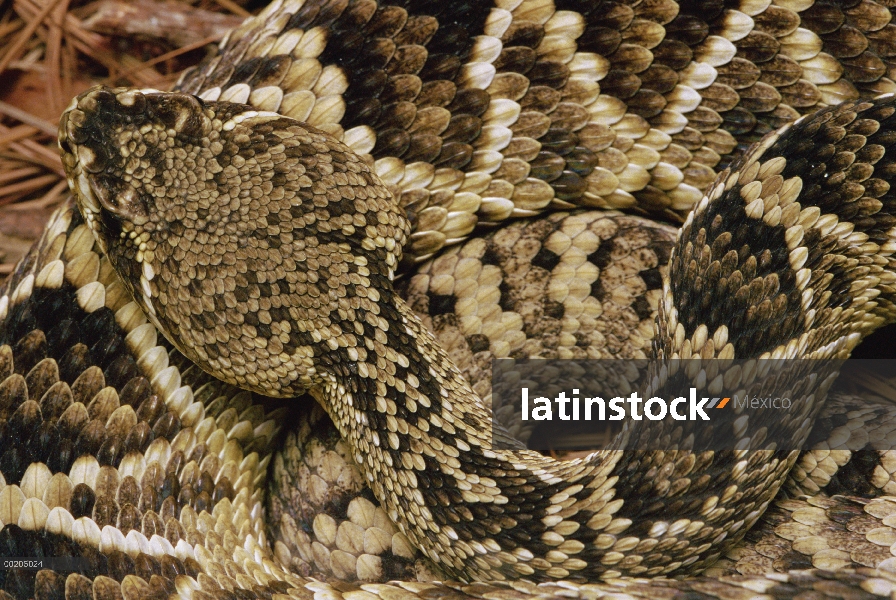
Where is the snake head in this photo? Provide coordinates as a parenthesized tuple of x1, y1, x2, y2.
(59, 87, 212, 248)
(58, 85, 411, 397)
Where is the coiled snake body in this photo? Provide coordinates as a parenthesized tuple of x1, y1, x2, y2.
(3, 0, 896, 597)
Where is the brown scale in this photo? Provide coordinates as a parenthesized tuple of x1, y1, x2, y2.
(822, 18, 880, 59)
(816, 1, 894, 90)
(23, 358, 56, 402)
(759, 55, 803, 89)
(70, 368, 101, 406)
(92, 495, 119, 528)
(12, 331, 46, 376)
(57, 344, 90, 385)
(0, 381, 26, 430)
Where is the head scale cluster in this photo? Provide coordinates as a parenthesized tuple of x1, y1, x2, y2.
(59, 86, 410, 396)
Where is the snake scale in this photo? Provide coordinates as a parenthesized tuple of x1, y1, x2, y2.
(3, 0, 896, 597)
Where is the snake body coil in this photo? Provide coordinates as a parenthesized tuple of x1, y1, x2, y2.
(4, 0, 896, 598)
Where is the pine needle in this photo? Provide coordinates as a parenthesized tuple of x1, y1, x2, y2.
(0, 0, 250, 276)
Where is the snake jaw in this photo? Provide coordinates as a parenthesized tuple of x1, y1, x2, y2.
(58, 85, 413, 399)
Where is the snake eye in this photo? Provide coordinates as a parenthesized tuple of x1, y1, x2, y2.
(114, 89, 147, 114)
(150, 93, 209, 138)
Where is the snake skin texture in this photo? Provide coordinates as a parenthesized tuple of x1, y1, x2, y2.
(2, 0, 896, 598)
(172, 0, 896, 263)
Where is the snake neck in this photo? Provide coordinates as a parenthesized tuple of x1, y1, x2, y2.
(308, 293, 625, 582)
(305, 289, 823, 583)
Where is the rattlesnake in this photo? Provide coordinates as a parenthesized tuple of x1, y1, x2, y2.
(3, 0, 896, 598)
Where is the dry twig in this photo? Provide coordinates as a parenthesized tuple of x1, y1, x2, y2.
(84, 1, 244, 48)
